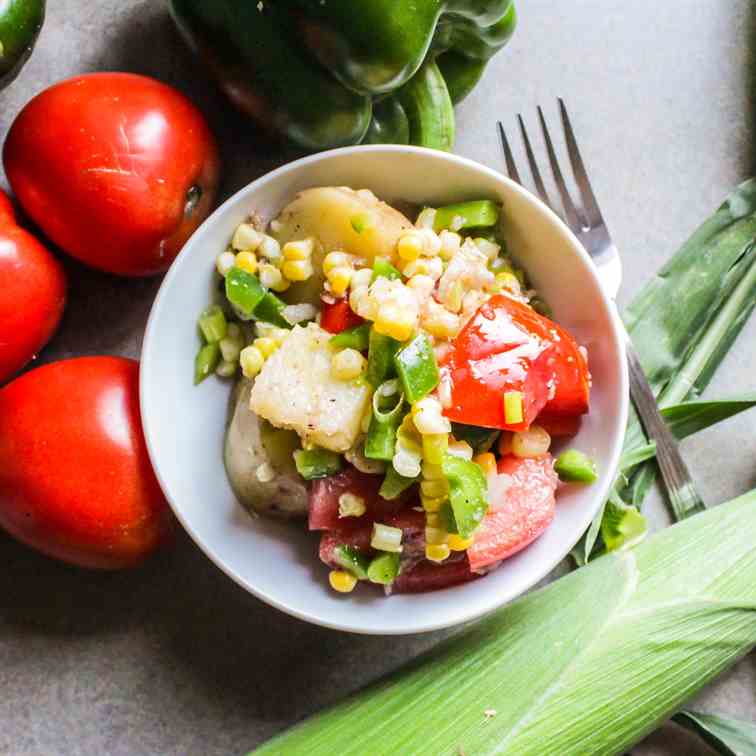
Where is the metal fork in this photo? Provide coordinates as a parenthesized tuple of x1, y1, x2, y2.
(497, 99, 705, 521)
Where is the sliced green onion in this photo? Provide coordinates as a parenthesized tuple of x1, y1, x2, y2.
(366, 329, 401, 388)
(225, 267, 266, 318)
(367, 552, 400, 585)
(601, 492, 648, 552)
(194, 342, 221, 385)
(293, 447, 343, 480)
(334, 545, 370, 580)
(370, 523, 403, 553)
(215, 359, 237, 378)
(379, 465, 417, 500)
(433, 199, 499, 232)
(365, 381, 405, 461)
(330, 323, 371, 351)
(555, 449, 598, 483)
(441, 453, 488, 538)
(503, 390, 524, 425)
(371, 256, 402, 282)
(198, 305, 227, 343)
(450, 423, 499, 454)
(393, 333, 439, 403)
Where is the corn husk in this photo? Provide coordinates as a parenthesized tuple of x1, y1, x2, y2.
(253, 490, 756, 756)
(674, 709, 756, 755)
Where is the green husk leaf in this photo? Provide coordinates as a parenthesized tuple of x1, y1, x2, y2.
(253, 490, 756, 756)
(600, 491, 648, 552)
(674, 710, 756, 756)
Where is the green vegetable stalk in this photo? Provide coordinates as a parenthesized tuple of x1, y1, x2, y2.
(0, 0, 45, 90)
(169, 0, 516, 151)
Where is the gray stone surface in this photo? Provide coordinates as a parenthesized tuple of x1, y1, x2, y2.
(1, 1, 755, 754)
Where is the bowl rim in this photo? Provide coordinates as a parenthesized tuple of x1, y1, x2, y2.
(141, 144, 629, 635)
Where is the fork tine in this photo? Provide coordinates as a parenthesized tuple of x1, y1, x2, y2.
(558, 98, 605, 225)
(536, 106, 582, 230)
(517, 114, 552, 208)
(497, 121, 521, 185)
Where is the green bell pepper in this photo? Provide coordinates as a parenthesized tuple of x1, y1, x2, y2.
(170, 0, 516, 151)
(0, 0, 45, 90)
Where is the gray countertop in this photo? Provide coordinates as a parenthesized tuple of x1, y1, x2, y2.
(2, 1, 755, 754)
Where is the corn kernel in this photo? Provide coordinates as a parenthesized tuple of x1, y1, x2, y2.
(351, 267, 373, 289)
(374, 305, 414, 341)
(425, 543, 451, 563)
(474, 237, 501, 261)
(447, 439, 474, 460)
(323, 251, 352, 274)
(448, 534, 475, 551)
(474, 452, 497, 477)
(239, 345, 264, 378)
(258, 235, 282, 262)
(283, 238, 314, 261)
(421, 495, 445, 513)
(422, 433, 448, 465)
(215, 359, 237, 378)
(216, 250, 236, 277)
(232, 223, 262, 252)
(425, 526, 449, 545)
(258, 263, 284, 291)
(338, 492, 366, 518)
(220, 336, 242, 363)
(329, 570, 358, 593)
(282, 259, 313, 282)
(439, 230, 461, 260)
(327, 266, 353, 297)
(495, 271, 520, 293)
(415, 207, 437, 229)
(425, 512, 442, 528)
(256, 323, 289, 344)
(397, 231, 424, 262)
(421, 478, 448, 498)
(422, 462, 445, 480)
(235, 250, 258, 275)
(512, 425, 551, 459)
(503, 390, 524, 425)
(331, 348, 366, 381)
(254, 337, 279, 359)
(446, 280, 464, 313)
(403, 257, 444, 281)
(412, 397, 452, 435)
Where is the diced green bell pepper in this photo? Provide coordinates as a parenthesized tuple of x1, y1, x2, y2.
(330, 323, 371, 351)
(0, 0, 45, 90)
(367, 552, 401, 585)
(555, 449, 598, 483)
(294, 447, 343, 480)
(335, 545, 371, 579)
(433, 199, 500, 232)
(440, 453, 488, 538)
(170, 0, 516, 151)
(394, 333, 439, 403)
(366, 329, 401, 388)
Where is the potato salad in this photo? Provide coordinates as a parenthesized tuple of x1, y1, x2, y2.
(195, 187, 597, 595)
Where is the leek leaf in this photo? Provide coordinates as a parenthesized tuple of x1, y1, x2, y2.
(253, 490, 756, 756)
(674, 710, 756, 756)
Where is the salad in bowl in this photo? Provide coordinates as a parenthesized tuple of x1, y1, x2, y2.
(194, 185, 597, 595)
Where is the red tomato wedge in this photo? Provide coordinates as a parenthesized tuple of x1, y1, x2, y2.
(467, 454, 558, 572)
(440, 295, 589, 431)
(320, 299, 363, 334)
(308, 467, 408, 531)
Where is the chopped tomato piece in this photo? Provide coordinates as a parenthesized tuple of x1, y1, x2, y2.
(535, 413, 582, 437)
(393, 558, 479, 593)
(467, 454, 558, 571)
(308, 467, 408, 531)
(440, 295, 589, 432)
(320, 299, 364, 334)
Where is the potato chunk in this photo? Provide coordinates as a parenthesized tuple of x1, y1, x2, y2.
(272, 187, 412, 304)
(249, 323, 371, 452)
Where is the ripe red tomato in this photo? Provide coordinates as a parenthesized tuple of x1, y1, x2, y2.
(0, 189, 66, 382)
(3, 73, 220, 276)
(320, 299, 364, 334)
(440, 295, 590, 431)
(0, 357, 173, 568)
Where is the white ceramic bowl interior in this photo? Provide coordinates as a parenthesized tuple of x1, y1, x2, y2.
(141, 146, 628, 635)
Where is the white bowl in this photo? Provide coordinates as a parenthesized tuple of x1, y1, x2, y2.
(141, 145, 628, 635)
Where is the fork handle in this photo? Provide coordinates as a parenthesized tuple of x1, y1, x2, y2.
(623, 332, 706, 520)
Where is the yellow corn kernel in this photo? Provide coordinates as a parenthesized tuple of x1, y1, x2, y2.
(397, 231, 424, 262)
(327, 266, 353, 297)
(282, 238, 314, 261)
(473, 452, 497, 477)
(374, 306, 414, 342)
(216, 250, 236, 277)
(425, 512, 442, 528)
(235, 250, 258, 275)
(495, 271, 520, 293)
(421, 478, 448, 498)
(425, 543, 451, 563)
(254, 337, 279, 359)
(422, 462, 445, 480)
(422, 433, 448, 464)
(421, 495, 446, 513)
(239, 345, 265, 378)
(231, 223, 263, 252)
(446, 280, 464, 313)
(331, 348, 366, 381)
(503, 390, 524, 425)
(338, 493, 366, 518)
(512, 425, 551, 459)
(425, 526, 449, 546)
(448, 534, 475, 552)
(282, 259, 313, 282)
(323, 251, 352, 274)
(258, 263, 284, 291)
(329, 570, 358, 593)
(413, 397, 451, 435)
